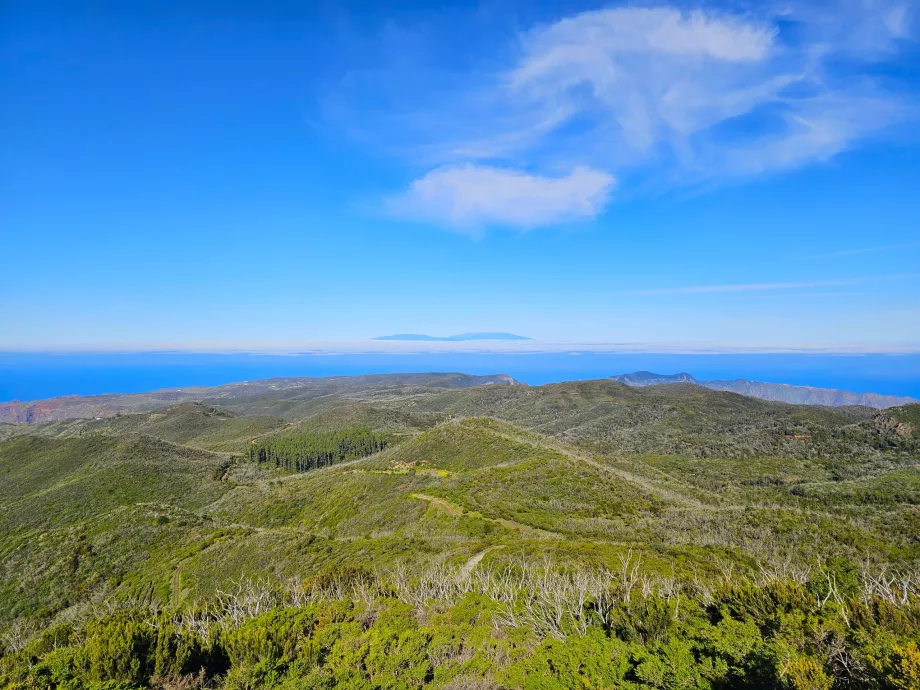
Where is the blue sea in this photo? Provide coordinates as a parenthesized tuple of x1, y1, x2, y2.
(1, 352, 919, 403)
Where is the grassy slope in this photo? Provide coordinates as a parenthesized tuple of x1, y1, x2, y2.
(0, 433, 232, 624)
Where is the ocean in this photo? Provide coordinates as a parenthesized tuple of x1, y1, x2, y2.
(1, 351, 919, 403)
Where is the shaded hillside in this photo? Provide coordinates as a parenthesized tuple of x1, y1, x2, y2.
(401, 379, 913, 460)
(6, 378, 913, 463)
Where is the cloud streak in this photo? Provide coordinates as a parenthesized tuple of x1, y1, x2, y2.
(624, 273, 919, 295)
(804, 242, 920, 259)
(625, 279, 858, 295)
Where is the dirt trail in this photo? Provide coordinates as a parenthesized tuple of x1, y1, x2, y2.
(171, 565, 183, 608)
(459, 545, 506, 578)
(410, 493, 560, 538)
(411, 493, 461, 516)
(580, 454, 711, 509)
(489, 428, 712, 509)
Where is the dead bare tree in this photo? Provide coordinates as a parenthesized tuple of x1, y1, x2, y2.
(1, 618, 35, 654)
(858, 563, 920, 606)
(215, 579, 278, 627)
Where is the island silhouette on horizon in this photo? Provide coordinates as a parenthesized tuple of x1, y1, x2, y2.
(373, 332, 533, 342)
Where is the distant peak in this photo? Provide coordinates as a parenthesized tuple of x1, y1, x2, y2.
(373, 332, 532, 342)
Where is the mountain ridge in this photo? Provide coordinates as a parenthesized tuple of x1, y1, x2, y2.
(0, 372, 523, 424)
(610, 370, 916, 409)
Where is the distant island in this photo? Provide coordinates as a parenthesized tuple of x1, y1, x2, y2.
(610, 371, 918, 409)
(373, 332, 533, 341)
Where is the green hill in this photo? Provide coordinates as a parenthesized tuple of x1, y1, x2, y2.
(0, 433, 232, 624)
(0, 402, 286, 453)
(82, 402, 287, 452)
(401, 379, 907, 460)
(1, 375, 918, 689)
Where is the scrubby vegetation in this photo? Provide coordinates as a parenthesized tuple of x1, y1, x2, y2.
(1, 377, 918, 688)
(2, 560, 919, 689)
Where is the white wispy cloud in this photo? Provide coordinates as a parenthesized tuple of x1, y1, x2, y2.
(386, 164, 614, 231)
(507, 8, 781, 151)
(345, 1, 915, 230)
(491, 3, 910, 177)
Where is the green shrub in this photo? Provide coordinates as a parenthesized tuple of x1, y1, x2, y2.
(222, 609, 318, 668)
(870, 640, 920, 690)
(501, 629, 630, 689)
(76, 612, 156, 684)
(780, 656, 832, 690)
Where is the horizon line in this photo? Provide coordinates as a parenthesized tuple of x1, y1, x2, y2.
(2, 340, 920, 356)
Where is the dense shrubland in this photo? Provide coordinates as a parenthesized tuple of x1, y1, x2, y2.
(2, 556, 919, 689)
(2, 381, 919, 689)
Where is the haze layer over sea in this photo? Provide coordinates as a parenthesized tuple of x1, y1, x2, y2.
(2, 351, 919, 403)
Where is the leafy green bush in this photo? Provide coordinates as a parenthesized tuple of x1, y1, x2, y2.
(77, 612, 155, 684)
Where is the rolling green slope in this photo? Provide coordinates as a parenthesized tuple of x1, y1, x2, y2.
(0, 434, 228, 530)
(0, 433, 232, 626)
(80, 402, 287, 452)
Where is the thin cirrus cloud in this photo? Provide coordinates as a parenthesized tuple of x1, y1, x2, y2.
(624, 273, 920, 295)
(803, 241, 920, 259)
(361, 1, 915, 232)
(624, 279, 860, 295)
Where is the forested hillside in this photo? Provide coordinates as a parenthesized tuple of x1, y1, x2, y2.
(1, 375, 918, 689)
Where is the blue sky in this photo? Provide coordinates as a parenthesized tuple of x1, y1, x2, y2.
(2, 0, 919, 350)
